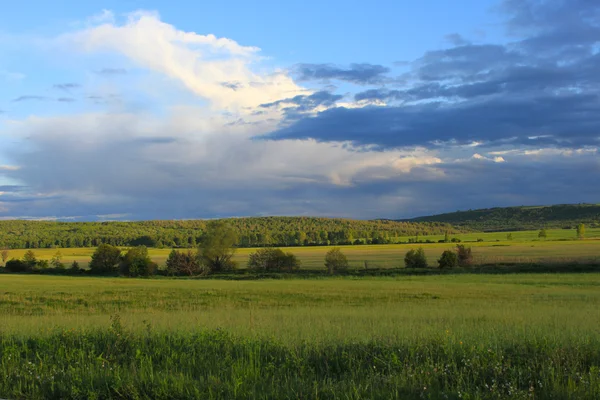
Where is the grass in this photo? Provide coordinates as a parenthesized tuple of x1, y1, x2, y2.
(1, 274, 600, 398)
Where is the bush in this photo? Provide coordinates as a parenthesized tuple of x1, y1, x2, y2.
(248, 248, 301, 272)
(89, 244, 122, 274)
(324, 247, 349, 274)
(166, 249, 203, 276)
(456, 245, 473, 267)
(120, 246, 156, 277)
(5, 259, 29, 272)
(438, 250, 459, 269)
(404, 248, 427, 268)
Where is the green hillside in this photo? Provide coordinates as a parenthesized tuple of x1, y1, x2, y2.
(406, 203, 600, 231)
(0, 217, 463, 249)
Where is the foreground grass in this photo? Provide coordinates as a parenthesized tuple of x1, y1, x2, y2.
(1, 274, 600, 398)
(2, 326, 600, 399)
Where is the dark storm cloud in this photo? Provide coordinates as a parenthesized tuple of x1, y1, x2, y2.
(268, 0, 600, 149)
(294, 63, 390, 84)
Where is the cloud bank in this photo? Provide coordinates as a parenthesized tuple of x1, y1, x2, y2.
(1, 1, 599, 220)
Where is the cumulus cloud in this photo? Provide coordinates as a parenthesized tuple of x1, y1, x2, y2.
(58, 11, 306, 113)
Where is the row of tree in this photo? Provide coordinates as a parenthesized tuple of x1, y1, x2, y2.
(0, 217, 464, 249)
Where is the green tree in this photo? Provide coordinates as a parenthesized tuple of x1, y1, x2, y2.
(51, 251, 63, 269)
(324, 247, 349, 274)
(120, 246, 155, 277)
(438, 250, 459, 269)
(538, 229, 547, 239)
(576, 223, 585, 240)
(198, 221, 237, 273)
(22, 250, 37, 268)
(444, 231, 450, 243)
(0, 249, 8, 266)
(456, 245, 473, 267)
(247, 248, 301, 272)
(166, 249, 202, 276)
(404, 248, 427, 268)
(70, 261, 81, 273)
(89, 244, 122, 274)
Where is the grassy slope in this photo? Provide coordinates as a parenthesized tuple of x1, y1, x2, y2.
(406, 203, 600, 231)
(1, 274, 600, 398)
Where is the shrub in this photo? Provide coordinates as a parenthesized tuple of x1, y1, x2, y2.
(166, 249, 203, 276)
(324, 247, 349, 274)
(5, 259, 29, 272)
(438, 250, 459, 269)
(404, 248, 427, 268)
(120, 246, 156, 277)
(248, 248, 301, 272)
(451, 238, 461, 243)
(456, 245, 473, 267)
(89, 244, 122, 274)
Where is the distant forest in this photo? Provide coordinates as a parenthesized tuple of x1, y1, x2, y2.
(406, 204, 600, 231)
(0, 217, 464, 249)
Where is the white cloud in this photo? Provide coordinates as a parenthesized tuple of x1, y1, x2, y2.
(0, 165, 20, 171)
(58, 11, 308, 114)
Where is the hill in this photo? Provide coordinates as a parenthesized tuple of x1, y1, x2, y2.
(0, 217, 465, 249)
(406, 204, 600, 232)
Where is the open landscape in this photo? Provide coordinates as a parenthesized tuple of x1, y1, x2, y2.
(1, 210, 600, 398)
(2, 0, 600, 397)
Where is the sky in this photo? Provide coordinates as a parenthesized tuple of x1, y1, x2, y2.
(0, 0, 598, 221)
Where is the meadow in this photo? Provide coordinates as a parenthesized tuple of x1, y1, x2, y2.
(1, 274, 600, 398)
(1, 229, 600, 398)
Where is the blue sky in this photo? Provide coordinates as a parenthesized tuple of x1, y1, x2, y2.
(0, 0, 598, 220)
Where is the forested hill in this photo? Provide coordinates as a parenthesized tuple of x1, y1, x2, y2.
(0, 217, 465, 249)
(406, 204, 600, 232)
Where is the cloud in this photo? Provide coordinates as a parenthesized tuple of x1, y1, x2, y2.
(57, 97, 76, 103)
(12, 95, 49, 102)
(294, 63, 391, 84)
(53, 83, 81, 91)
(268, 0, 600, 150)
(444, 33, 470, 46)
(2, 2, 600, 220)
(95, 68, 128, 75)
(58, 11, 305, 113)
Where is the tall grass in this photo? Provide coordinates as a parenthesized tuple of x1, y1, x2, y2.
(1, 274, 600, 398)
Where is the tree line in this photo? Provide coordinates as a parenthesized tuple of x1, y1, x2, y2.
(0, 221, 476, 276)
(0, 217, 464, 250)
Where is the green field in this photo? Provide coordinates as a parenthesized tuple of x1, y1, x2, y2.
(3, 229, 600, 270)
(1, 274, 600, 398)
